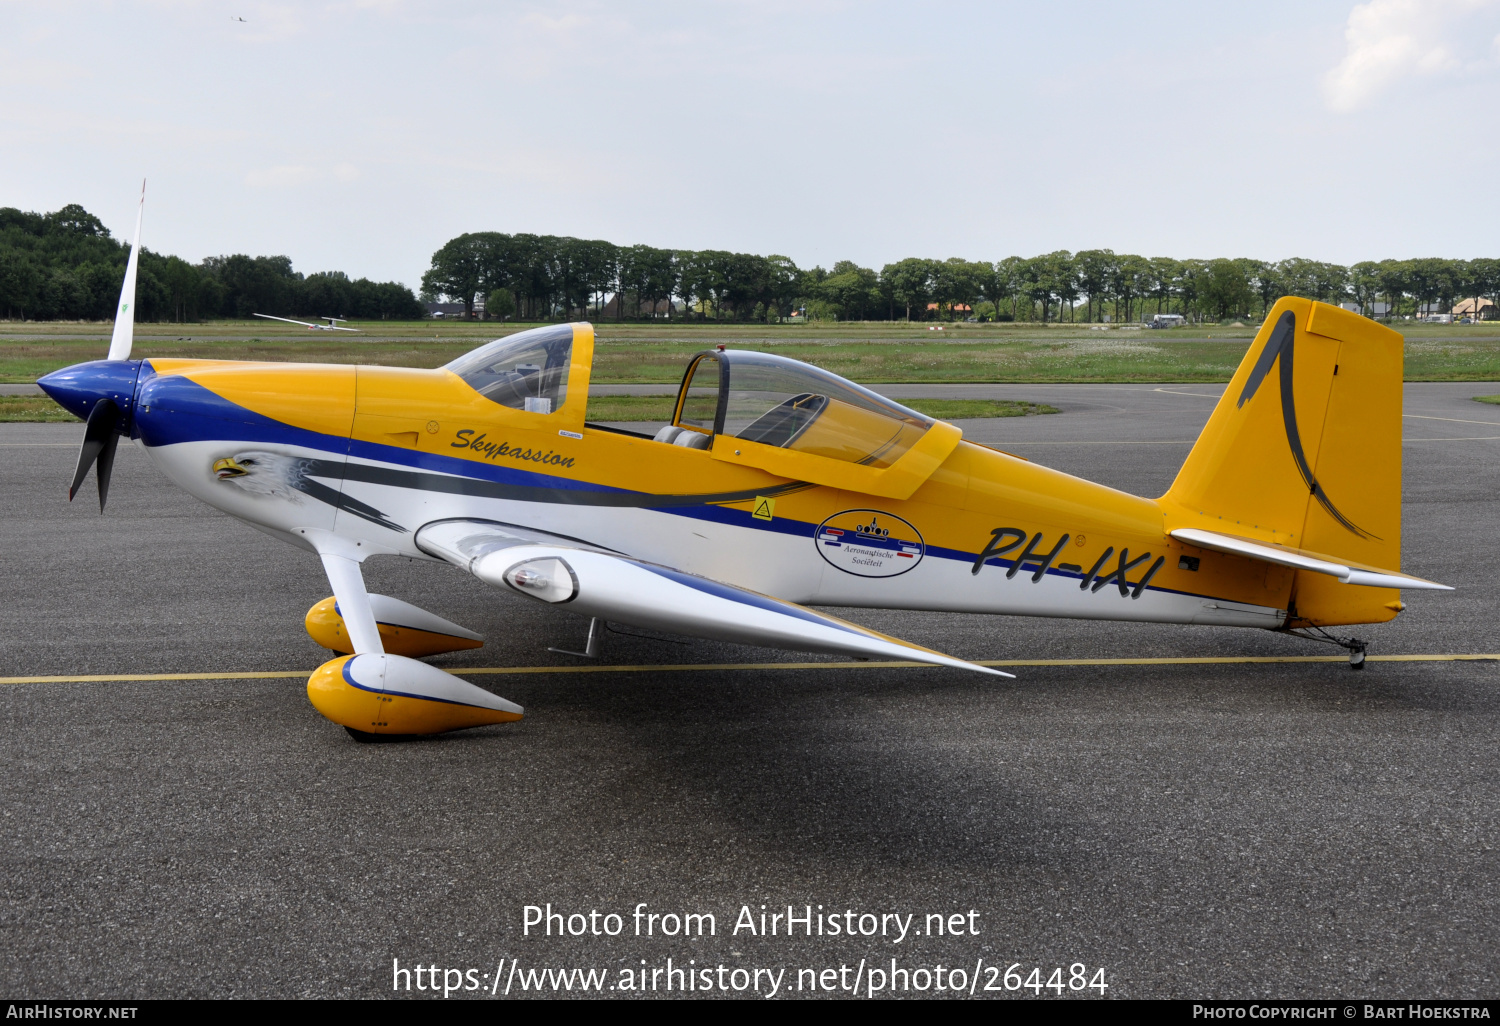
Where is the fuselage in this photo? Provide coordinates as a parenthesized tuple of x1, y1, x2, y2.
(63, 353, 1294, 632)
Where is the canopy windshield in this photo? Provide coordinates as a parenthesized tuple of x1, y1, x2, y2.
(445, 323, 574, 413)
(676, 350, 934, 469)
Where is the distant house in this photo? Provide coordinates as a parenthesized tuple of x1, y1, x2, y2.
(926, 303, 973, 314)
(425, 292, 486, 319)
(1340, 301, 1392, 318)
(599, 295, 678, 319)
(1453, 297, 1497, 320)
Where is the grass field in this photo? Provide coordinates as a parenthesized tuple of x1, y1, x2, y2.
(587, 395, 1057, 422)
(0, 395, 77, 422)
(3, 319, 1499, 385)
(1475, 395, 1500, 405)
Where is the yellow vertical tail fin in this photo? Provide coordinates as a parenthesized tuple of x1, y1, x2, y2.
(1160, 297, 1404, 626)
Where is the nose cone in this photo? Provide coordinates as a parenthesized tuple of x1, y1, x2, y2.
(38, 360, 143, 423)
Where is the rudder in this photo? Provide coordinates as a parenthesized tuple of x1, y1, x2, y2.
(1160, 297, 1404, 626)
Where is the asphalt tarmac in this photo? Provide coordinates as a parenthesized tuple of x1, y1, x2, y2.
(1, 383, 1497, 1000)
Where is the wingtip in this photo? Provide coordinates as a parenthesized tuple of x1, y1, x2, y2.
(955, 661, 1014, 678)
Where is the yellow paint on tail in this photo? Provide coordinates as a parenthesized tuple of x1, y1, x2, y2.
(1161, 298, 1405, 626)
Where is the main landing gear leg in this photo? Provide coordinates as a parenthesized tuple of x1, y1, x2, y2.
(549, 617, 603, 660)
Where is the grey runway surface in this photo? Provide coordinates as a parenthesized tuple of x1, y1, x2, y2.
(1, 383, 1497, 999)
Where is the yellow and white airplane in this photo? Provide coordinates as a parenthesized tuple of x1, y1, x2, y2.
(39, 200, 1450, 741)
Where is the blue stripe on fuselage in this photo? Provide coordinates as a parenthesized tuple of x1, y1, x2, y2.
(136, 372, 622, 496)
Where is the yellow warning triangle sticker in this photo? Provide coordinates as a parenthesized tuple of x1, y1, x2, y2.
(751, 496, 775, 521)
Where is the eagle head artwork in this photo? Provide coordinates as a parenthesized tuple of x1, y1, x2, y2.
(211, 451, 309, 502)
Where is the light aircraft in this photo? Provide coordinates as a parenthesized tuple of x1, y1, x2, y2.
(253, 313, 360, 332)
(38, 194, 1451, 741)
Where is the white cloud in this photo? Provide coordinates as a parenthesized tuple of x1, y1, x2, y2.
(1324, 0, 1500, 112)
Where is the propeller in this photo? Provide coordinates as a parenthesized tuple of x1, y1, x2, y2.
(52, 181, 144, 512)
(69, 398, 123, 511)
(107, 180, 145, 361)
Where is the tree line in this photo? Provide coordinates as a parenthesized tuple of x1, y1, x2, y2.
(6, 201, 1490, 326)
(0, 203, 424, 321)
(425, 233, 1500, 324)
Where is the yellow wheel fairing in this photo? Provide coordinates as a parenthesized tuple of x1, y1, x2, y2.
(306, 655, 381, 729)
(303, 597, 485, 658)
(306, 654, 522, 735)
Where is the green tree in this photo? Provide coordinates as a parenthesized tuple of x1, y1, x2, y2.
(1109, 254, 1148, 324)
(1176, 260, 1204, 322)
(933, 257, 986, 320)
(1247, 260, 1283, 318)
(204, 253, 302, 318)
(1374, 260, 1409, 318)
(486, 287, 516, 320)
(619, 244, 672, 318)
(1200, 259, 1255, 321)
(993, 257, 1025, 320)
(819, 261, 880, 321)
(1074, 250, 1115, 322)
(764, 255, 801, 322)
(1468, 257, 1500, 319)
(421, 234, 487, 318)
(881, 257, 933, 321)
(1349, 262, 1382, 317)
(1144, 257, 1181, 316)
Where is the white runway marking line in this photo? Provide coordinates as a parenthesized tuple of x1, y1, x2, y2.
(1403, 414, 1500, 427)
(4, 654, 1496, 685)
(1001, 435, 1500, 445)
(1151, 388, 1222, 398)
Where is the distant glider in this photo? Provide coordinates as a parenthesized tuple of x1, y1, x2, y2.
(252, 313, 360, 332)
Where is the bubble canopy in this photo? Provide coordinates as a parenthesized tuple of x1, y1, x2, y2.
(676, 350, 934, 469)
(444, 323, 574, 414)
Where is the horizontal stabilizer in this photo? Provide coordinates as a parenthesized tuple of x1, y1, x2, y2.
(415, 519, 1009, 677)
(1170, 528, 1451, 591)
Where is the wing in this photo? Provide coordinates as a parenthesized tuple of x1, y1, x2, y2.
(252, 313, 317, 328)
(415, 519, 1011, 677)
(1170, 528, 1452, 590)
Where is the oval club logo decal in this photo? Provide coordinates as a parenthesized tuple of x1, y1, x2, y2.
(815, 510, 925, 578)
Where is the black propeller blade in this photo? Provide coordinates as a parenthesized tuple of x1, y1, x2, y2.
(69, 398, 121, 512)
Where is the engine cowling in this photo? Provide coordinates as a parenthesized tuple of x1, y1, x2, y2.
(307, 653, 523, 738)
(304, 594, 484, 658)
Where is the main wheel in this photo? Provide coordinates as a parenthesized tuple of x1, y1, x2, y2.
(344, 726, 416, 743)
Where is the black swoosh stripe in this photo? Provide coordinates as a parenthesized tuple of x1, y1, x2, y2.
(1237, 310, 1373, 540)
(296, 456, 814, 534)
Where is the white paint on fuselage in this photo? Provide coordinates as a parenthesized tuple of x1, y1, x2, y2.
(143, 437, 1283, 631)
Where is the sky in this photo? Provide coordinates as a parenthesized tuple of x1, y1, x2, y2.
(3, 0, 1498, 289)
